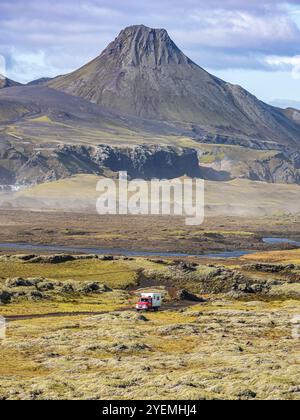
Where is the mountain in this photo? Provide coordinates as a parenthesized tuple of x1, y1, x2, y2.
(0, 85, 183, 136)
(1, 25, 300, 187)
(49, 24, 300, 151)
(0, 86, 198, 185)
(0, 75, 21, 89)
(27, 77, 53, 86)
(1, 86, 300, 187)
(270, 99, 300, 110)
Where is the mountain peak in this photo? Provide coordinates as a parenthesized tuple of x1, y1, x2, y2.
(119, 24, 168, 37)
(101, 24, 189, 66)
(48, 25, 300, 149)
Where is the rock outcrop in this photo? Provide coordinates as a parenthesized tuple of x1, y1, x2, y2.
(0, 143, 201, 186)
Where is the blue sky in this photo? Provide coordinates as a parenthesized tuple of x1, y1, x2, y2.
(1, 0, 300, 103)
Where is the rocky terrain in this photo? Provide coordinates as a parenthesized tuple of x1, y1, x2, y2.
(0, 252, 300, 306)
(0, 250, 299, 400)
(200, 148, 300, 184)
(0, 142, 200, 186)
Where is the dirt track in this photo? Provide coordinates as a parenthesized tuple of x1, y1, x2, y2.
(5, 300, 199, 322)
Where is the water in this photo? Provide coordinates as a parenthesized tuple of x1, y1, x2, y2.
(0, 243, 255, 259)
(0, 237, 298, 260)
(263, 237, 300, 246)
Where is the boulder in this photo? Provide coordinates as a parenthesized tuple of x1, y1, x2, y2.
(36, 282, 55, 291)
(136, 314, 149, 322)
(28, 254, 76, 264)
(79, 282, 112, 294)
(99, 255, 115, 261)
(30, 291, 45, 300)
(112, 344, 128, 352)
(176, 289, 205, 302)
(177, 261, 198, 272)
(61, 283, 75, 294)
(237, 390, 257, 400)
(15, 254, 37, 261)
(5, 278, 36, 288)
(0, 290, 12, 304)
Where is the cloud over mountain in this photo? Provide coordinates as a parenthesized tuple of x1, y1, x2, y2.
(1, 0, 300, 84)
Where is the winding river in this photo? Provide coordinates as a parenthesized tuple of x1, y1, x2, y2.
(0, 237, 299, 259)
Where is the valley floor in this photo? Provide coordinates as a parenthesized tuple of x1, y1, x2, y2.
(1, 210, 300, 255)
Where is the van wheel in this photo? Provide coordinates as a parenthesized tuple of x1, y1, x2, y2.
(154, 307, 159, 312)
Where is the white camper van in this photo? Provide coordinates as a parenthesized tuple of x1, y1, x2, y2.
(136, 292, 162, 311)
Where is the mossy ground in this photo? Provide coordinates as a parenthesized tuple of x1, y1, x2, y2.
(0, 291, 132, 317)
(242, 249, 300, 264)
(0, 246, 299, 399)
(0, 259, 138, 289)
(0, 298, 299, 400)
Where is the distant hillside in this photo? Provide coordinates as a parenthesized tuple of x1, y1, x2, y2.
(27, 77, 53, 86)
(3, 175, 300, 218)
(270, 99, 300, 110)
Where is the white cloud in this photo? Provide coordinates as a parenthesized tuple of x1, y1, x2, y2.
(265, 55, 300, 79)
(173, 10, 299, 50)
(1, 0, 300, 86)
(8, 50, 59, 83)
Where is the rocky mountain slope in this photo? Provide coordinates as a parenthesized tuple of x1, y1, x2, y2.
(0, 75, 21, 89)
(0, 142, 200, 186)
(0, 85, 182, 136)
(49, 25, 300, 151)
(0, 85, 300, 186)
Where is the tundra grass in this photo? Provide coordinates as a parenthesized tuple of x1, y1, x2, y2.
(0, 298, 299, 400)
(0, 291, 132, 317)
(241, 249, 300, 264)
(0, 259, 138, 289)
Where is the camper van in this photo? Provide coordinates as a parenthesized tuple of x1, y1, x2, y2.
(136, 293, 162, 311)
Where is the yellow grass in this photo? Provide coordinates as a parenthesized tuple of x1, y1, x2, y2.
(29, 115, 53, 123)
(241, 248, 300, 264)
(0, 259, 138, 289)
(0, 292, 132, 317)
(0, 297, 299, 400)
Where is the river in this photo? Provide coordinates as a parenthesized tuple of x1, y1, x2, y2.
(0, 237, 299, 259)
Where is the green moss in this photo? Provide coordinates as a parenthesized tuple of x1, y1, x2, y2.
(0, 259, 138, 289)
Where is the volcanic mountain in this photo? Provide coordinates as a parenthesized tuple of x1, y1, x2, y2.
(1, 25, 300, 188)
(49, 24, 300, 150)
